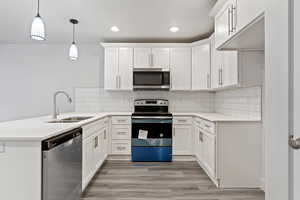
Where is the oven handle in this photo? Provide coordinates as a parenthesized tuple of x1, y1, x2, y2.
(132, 118, 173, 124)
(132, 116, 173, 119)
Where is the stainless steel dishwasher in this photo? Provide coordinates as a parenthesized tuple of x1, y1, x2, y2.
(42, 128, 82, 200)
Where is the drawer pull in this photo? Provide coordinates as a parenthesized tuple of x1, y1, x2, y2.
(178, 120, 187, 123)
(117, 132, 127, 135)
(117, 146, 127, 150)
(118, 120, 126, 122)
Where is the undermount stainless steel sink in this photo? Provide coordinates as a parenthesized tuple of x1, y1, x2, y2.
(47, 116, 93, 123)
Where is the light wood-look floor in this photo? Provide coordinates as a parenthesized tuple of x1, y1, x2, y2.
(82, 161, 264, 200)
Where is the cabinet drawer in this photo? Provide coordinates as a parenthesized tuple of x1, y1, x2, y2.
(173, 117, 193, 125)
(83, 118, 107, 139)
(112, 125, 131, 139)
(111, 116, 131, 125)
(111, 140, 131, 154)
(200, 120, 216, 134)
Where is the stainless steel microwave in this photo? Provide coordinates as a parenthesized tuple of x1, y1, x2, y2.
(133, 68, 170, 90)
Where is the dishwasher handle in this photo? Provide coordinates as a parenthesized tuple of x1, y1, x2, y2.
(42, 127, 82, 151)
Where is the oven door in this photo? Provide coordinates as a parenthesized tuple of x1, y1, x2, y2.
(131, 116, 172, 162)
(133, 70, 170, 90)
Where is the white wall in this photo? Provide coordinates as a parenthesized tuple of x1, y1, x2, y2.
(0, 44, 104, 122)
(265, 0, 290, 199)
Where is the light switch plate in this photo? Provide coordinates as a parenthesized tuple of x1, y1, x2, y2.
(0, 142, 5, 153)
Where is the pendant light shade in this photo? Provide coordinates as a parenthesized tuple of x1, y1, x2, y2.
(69, 42, 78, 61)
(69, 19, 79, 61)
(30, 0, 46, 40)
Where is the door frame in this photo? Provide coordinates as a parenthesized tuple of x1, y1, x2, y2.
(265, 0, 291, 199)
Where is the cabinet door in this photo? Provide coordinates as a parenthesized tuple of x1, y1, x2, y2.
(215, 1, 232, 48)
(173, 125, 193, 155)
(101, 127, 109, 158)
(170, 48, 192, 90)
(152, 48, 170, 69)
(134, 48, 151, 68)
(94, 133, 103, 170)
(192, 44, 211, 90)
(202, 131, 216, 178)
(210, 36, 223, 89)
(104, 48, 119, 90)
(119, 48, 133, 90)
(236, 0, 265, 31)
(82, 135, 95, 188)
(222, 51, 238, 87)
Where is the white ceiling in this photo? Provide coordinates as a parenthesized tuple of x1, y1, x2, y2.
(0, 0, 217, 44)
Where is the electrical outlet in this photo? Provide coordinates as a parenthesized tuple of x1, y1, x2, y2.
(0, 142, 5, 153)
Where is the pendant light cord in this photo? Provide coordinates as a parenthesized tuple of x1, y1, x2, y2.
(73, 23, 75, 44)
(37, 0, 40, 15)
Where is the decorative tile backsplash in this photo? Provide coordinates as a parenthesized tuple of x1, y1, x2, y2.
(75, 88, 214, 113)
(75, 87, 262, 119)
(214, 87, 262, 119)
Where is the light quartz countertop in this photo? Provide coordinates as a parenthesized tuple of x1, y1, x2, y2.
(0, 112, 261, 141)
(0, 112, 131, 141)
(173, 112, 261, 122)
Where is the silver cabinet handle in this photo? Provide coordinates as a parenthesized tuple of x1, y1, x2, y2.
(104, 130, 106, 140)
(151, 54, 154, 66)
(219, 69, 221, 86)
(230, 5, 234, 33)
(116, 76, 119, 89)
(220, 69, 223, 86)
(207, 74, 210, 89)
(94, 136, 98, 148)
(119, 75, 121, 89)
(289, 135, 300, 149)
(148, 54, 152, 66)
(228, 7, 231, 36)
(177, 119, 187, 123)
(117, 131, 127, 135)
(232, 4, 236, 32)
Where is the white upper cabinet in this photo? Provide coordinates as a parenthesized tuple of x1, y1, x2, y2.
(151, 48, 170, 69)
(222, 51, 238, 87)
(215, 0, 236, 49)
(104, 48, 119, 90)
(236, 0, 266, 31)
(118, 48, 133, 90)
(192, 43, 211, 90)
(104, 47, 133, 90)
(214, 0, 266, 50)
(134, 47, 170, 69)
(170, 47, 192, 91)
(134, 48, 152, 68)
(210, 34, 263, 90)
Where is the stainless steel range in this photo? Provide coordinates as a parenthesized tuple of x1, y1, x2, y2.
(131, 99, 172, 162)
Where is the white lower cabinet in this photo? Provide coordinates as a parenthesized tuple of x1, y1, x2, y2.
(193, 117, 262, 188)
(82, 117, 109, 190)
(173, 117, 193, 155)
(110, 116, 131, 155)
(201, 130, 216, 178)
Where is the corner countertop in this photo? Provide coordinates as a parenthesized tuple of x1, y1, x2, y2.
(0, 112, 261, 141)
(173, 112, 261, 122)
(0, 112, 131, 141)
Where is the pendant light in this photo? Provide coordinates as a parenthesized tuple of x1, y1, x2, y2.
(30, 0, 46, 40)
(69, 19, 79, 61)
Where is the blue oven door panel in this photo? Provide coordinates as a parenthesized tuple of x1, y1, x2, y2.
(131, 146, 172, 162)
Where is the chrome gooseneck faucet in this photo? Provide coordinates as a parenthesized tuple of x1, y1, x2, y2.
(53, 91, 72, 119)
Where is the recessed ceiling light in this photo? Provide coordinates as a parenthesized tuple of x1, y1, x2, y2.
(169, 26, 180, 33)
(110, 26, 120, 32)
